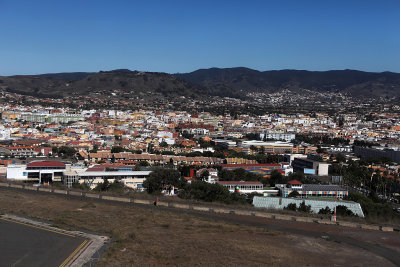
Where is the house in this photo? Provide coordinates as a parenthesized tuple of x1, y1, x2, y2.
(196, 168, 219, 183)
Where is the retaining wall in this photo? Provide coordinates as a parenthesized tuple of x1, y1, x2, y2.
(253, 196, 365, 217)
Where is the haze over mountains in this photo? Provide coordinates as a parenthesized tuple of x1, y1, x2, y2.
(1, 68, 399, 99)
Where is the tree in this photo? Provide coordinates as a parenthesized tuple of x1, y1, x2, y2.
(143, 168, 183, 194)
(90, 144, 99, 153)
(108, 180, 125, 192)
(199, 170, 209, 181)
(298, 201, 312, 213)
(139, 161, 149, 166)
(335, 205, 355, 216)
(336, 153, 346, 163)
(284, 203, 297, 211)
(160, 141, 168, 147)
(111, 146, 125, 153)
(318, 206, 332, 215)
(269, 170, 287, 186)
(94, 178, 110, 192)
(178, 180, 247, 204)
(58, 146, 76, 158)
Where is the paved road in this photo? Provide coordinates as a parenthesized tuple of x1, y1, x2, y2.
(0, 218, 86, 267)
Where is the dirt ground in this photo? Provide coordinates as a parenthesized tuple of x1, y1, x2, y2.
(0, 188, 398, 267)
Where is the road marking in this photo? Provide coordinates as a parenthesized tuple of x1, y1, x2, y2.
(0, 217, 76, 238)
(11, 252, 30, 267)
(59, 239, 88, 267)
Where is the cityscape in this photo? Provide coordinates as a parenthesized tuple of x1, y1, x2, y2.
(0, 1, 400, 266)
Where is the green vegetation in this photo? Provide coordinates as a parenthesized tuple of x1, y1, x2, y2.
(72, 182, 90, 191)
(284, 203, 297, 211)
(293, 134, 350, 146)
(345, 192, 400, 223)
(335, 205, 355, 217)
(111, 146, 126, 153)
(284, 201, 311, 213)
(143, 168, 183, 194)
(332, 161, 400, 198)
(94, 179, 125, 192)
(178, 181, 247, 204)
(297, 201, 312, 213)
(55, 146, 76, 158)
(318, 206, 332, 215)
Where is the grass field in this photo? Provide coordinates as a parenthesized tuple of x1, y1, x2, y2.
(0, 188, 397, 266)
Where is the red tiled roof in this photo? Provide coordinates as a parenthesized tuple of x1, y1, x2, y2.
(27, 161, 65, 167)
(288, 179, 302, 185)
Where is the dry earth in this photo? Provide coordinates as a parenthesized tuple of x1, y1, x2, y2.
(0, 188, 398, 266)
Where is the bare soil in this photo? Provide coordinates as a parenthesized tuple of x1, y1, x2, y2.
(0, 188, 398, 267)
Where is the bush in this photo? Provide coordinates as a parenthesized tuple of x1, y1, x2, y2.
(72, 182, 90, 191)
(108, 180, 125, 192)
(345, 192, 397, 221)
(178, 181, 247, 204)
(298, 201, 312, 213)
(318, 206, 332, 215)
(284, 203, 297, 211)
(335, 205, 355, 216)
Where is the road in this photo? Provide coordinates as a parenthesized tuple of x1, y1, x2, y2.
(0, 217, 87, 267)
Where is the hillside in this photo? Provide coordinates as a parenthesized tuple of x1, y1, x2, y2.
(1, 68, 400, 99)
(175, 68, 400, 98)
(0, 70, 205, 99)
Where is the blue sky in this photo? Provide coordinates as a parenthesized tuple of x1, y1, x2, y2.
(0, 0, 399, 75)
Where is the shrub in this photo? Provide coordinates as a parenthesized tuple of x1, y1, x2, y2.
(298, 201, 312, 213)
(335, 205, 355, 216)
(318, 206, 332, 215)
(284, 203, 297, 211)
(178, 181, 247, 204)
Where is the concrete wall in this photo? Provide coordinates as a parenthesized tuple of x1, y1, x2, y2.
(253, 196, 364, 217)
(6, 165, 27, 180)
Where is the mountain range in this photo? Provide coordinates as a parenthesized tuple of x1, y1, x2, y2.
(1, 68, 399, 99)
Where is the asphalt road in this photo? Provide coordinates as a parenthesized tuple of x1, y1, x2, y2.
(0, 218, 86, 267)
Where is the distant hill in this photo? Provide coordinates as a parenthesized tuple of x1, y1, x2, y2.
(175, 68, 400, 98)
(0, 70, 205, 99)
(1, 68, 399, 99)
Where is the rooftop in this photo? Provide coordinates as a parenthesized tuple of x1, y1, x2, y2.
(27, 161, 65, 167)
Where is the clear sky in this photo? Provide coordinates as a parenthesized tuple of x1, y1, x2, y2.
(0, 0, 399, 75)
